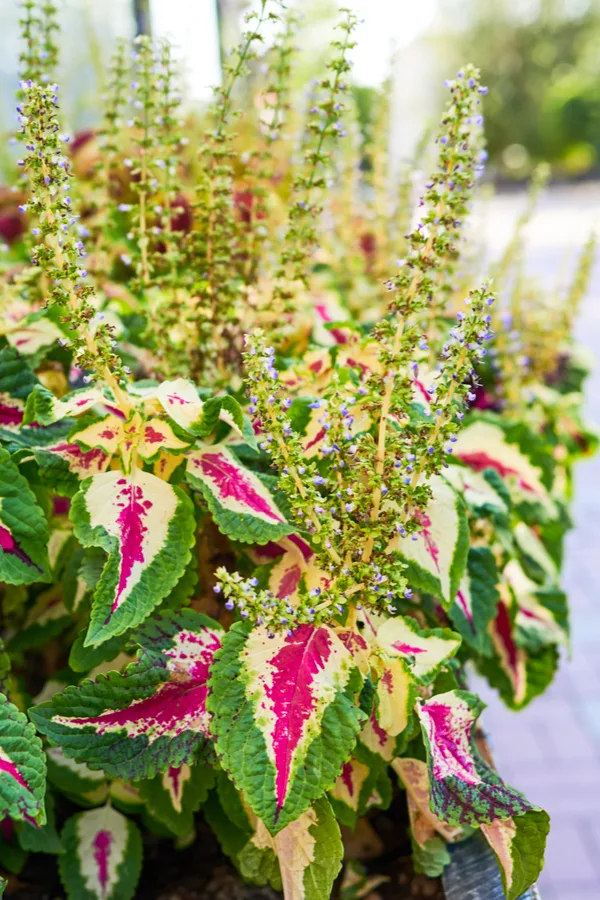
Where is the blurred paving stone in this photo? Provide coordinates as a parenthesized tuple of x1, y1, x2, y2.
(577, 698, 600, 743)
(546, 890, 599, 900)
(538, 821, 599, 884)
(571, 615, 600, 646)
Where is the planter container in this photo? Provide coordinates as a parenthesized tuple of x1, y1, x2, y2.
(443, 831, 541, 900)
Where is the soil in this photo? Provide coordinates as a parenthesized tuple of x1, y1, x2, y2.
(3, 789, 444, 900)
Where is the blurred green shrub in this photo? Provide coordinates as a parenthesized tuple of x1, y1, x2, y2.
(439, 0, 600, 177)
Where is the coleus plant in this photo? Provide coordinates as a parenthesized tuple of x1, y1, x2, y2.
(0, 2, 594, 899)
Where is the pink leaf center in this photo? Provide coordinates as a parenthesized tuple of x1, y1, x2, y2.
(0, 756, 29, 790)
(93, 829, 112, 894)
(455, 590, 474, 627)
(0, 403, 23, 426)
(340, 761, 355, 797)
(197, 453, 283, 522)
(0, 525, 40, 571)
(276, 563, 302, 599)
(391, 641, 427, 656)
(144, 425, 166, 444)
(421, 701, 479, 785)
(265, 625, 334, 812)
(458, 450, 535, 494)
(111, 481, 150, 611)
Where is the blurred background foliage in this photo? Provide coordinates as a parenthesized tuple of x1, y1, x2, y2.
(2, 0, 600, 180)
(435, 0, 600, 178)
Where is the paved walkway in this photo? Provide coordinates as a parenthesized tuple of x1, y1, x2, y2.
(473, 183, 600, 900)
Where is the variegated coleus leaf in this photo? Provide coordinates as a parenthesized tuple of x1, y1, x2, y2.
(45, 747, 109, 806)
(153, 378, 250, 442)
(449, 547, 499, 656)
(71, 468, 196, 645)
(328, 750, 391, 828)
(59, 805, 142, 900)
(374, 615, 461, 685)
(30, 611, 222, 781)
(452, 419, 557, 520)
(343, 645, 418, 763)
(329, 757, 371, 827)
(18, 787, 62, 855)
(7, 588, 70, 651)
(0, 693, 46, 824)
(23, 384, 107, 426)
(186, 446, 293, 545)
(69, 412, 192, 474)
(374, 658, 416, 737)
(490, 593, 527, 705)
(481, 809, 549, 900)
(350, 609, 458, 741)
(444, 463, 510, 522)
(513, 522, 558, 585)
(27, 439, 112, 498)
(108, 780, 144, 815)
(504, 560, 567, 646)
(357, 708, 396, 763)
(312, 292, 350, 346)
(138, 762, 215, 837)
(267, 537, 330, 603)
(394, 757, 465, 842)
(5, 309, 64, 357)
(417, 690, 538, 827)
(0, 446, 50, 584)
(481, 590, 560, 710)
(0, 347, 39, 430)
(386, 475, 469, 607)
(238, 797, 343, 900)
(0, 394, 25, 431)
(208, 621, 366, 834)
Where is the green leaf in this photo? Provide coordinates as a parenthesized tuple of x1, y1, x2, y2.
(19, 788, 62, 854)
(23, 384, 103, 427)
(0, 446, 50, 584)
(482, 809, 549, 900)
(238, 834, 282, 891)
(69, 629, 130, 674)
(202, 781, 252, 864)
(0, 346, 39, 402)
(59, 805, 142, 900)
(7, 589, 71, 652)
(0, 692, 46, 824)
(238, 798, 342, 900)
(45, 746, 108, 802)
(138, 762, 215, 837)
(410, 832, 451, 878)
(449, 547, 499, 656)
